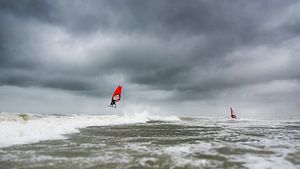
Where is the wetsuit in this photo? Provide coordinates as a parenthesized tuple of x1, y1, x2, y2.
(110, 99, 116, 107)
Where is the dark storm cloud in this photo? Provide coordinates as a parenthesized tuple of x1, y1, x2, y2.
(0, 0, 294, 37)
(0, 0, 54, 21)
(0, 0, 300, 115)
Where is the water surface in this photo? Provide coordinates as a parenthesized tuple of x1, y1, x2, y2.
(0, 113, 299, 169)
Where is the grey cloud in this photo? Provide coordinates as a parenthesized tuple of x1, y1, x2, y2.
(0, 0, 55, 24)
(0, 0, 300, 116)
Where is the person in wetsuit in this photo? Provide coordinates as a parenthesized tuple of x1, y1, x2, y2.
(231, 113, 237, 119)
(230, 107, 237, 119)
(110, 99, 116, 108)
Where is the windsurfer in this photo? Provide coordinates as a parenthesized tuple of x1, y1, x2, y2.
(110, 99, 116, 108)
(109, 85, 122, 108)
(230, 107, 237, 119)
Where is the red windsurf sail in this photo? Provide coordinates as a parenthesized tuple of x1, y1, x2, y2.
(112, 86, 122, 102)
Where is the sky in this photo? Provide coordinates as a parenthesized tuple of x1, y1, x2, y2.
(0, 0, 300, 118)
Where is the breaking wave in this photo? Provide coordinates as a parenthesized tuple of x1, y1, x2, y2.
(0, 112, 180, 148)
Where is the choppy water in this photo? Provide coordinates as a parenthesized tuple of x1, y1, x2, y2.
(0, 112, 299, 169)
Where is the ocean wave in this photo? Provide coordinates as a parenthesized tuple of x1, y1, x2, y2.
(0, 112, 180, 148)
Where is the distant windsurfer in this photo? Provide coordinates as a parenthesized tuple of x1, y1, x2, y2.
(230, 107, 237, 119)
(231, 112, 237, 119)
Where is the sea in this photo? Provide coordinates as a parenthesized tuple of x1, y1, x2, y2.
(0, 112, 299, 169)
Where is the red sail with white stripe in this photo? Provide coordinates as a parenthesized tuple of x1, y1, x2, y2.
(112, 86, 122, 102)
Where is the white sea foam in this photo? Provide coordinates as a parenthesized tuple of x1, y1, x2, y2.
(0, 112, 180, 148)
(236, 155, 297, 169)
